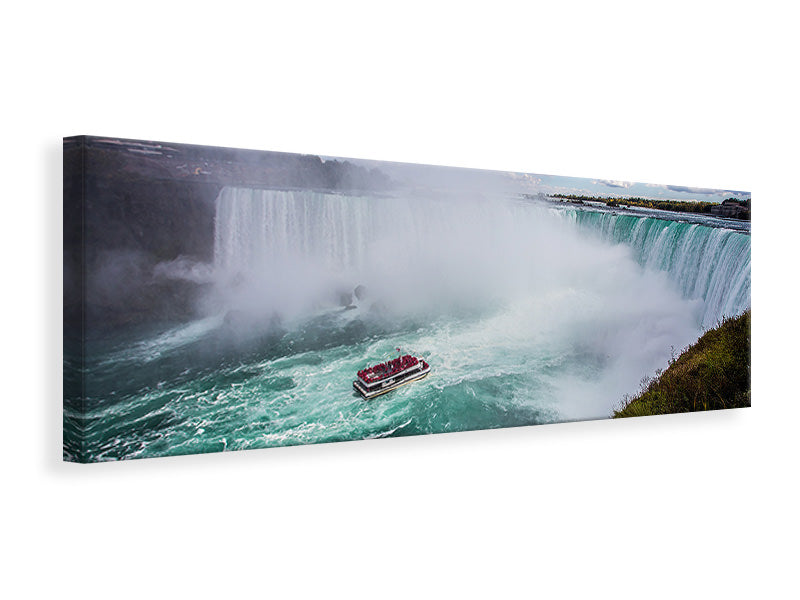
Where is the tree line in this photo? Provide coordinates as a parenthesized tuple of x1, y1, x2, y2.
(548, 194, 749, 215)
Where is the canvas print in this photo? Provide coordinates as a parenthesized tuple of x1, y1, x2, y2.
(63, 136, 751, 462)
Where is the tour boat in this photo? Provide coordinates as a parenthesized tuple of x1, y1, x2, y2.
(353, 353, 431, 400)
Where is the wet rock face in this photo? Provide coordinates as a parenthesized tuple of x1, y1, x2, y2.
(369, 300, 387, 315)
(80, 178, 219, 334)
(86, 178, 220, 264)
(338, 290, 354, 307)
(65, 136, 394, 334)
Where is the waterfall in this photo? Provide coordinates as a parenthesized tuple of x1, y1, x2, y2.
(212, 187, 569, 314)
(213, 187, 548, 273)
(213, 187, 750, 329)
(565, 209, 750, 328)
(214, 188, 375, 273)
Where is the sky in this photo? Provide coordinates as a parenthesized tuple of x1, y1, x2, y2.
(528, 173, 751, 203)
(344, 157, 750, 204)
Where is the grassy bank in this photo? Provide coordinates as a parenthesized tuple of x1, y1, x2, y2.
(614, 310, 751, 418)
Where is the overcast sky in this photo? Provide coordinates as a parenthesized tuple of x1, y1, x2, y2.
(344, 157, 750, 203)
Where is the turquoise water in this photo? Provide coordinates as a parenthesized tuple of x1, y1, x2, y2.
(67, 310, 561, 461)
(565, 208, 750, 329)
(64, 192, 751, 461)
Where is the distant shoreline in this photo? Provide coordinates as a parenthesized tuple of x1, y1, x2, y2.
(542, 193, 750, 221)
(524, 194, 751, 234)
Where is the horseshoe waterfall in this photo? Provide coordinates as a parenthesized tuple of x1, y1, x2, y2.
(67, 187, 750, 461)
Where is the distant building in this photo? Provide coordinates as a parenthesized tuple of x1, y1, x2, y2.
(709, 199, 750, 219)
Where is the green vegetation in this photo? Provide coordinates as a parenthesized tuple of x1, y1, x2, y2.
(606, 197, 716, 213)
(614, 310, 751, 418)
(548, 194, 750, 220)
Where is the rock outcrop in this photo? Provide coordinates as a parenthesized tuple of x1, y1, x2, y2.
(64, 136, 394, 336)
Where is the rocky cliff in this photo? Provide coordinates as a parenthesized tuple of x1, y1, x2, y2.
(63, 136, 394, 337)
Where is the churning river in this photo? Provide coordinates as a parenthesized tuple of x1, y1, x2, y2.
(64, 189, 750, 461)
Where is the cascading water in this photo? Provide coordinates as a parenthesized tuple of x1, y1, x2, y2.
(214, 188, 750, 328)
(561, 208, 750, 328)
(71, 187, 750, 461)
(211, 187, 598, 318)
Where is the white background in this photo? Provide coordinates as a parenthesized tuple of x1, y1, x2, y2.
(2, 1, 798, 598)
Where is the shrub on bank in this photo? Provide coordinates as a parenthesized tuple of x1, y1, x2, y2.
(614, 310, 751, 418)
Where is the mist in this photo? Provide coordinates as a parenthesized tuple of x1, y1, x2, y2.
(177, 186, 705, 418)
(208, 187, 701, 316)
(67, 138, 751, 461)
